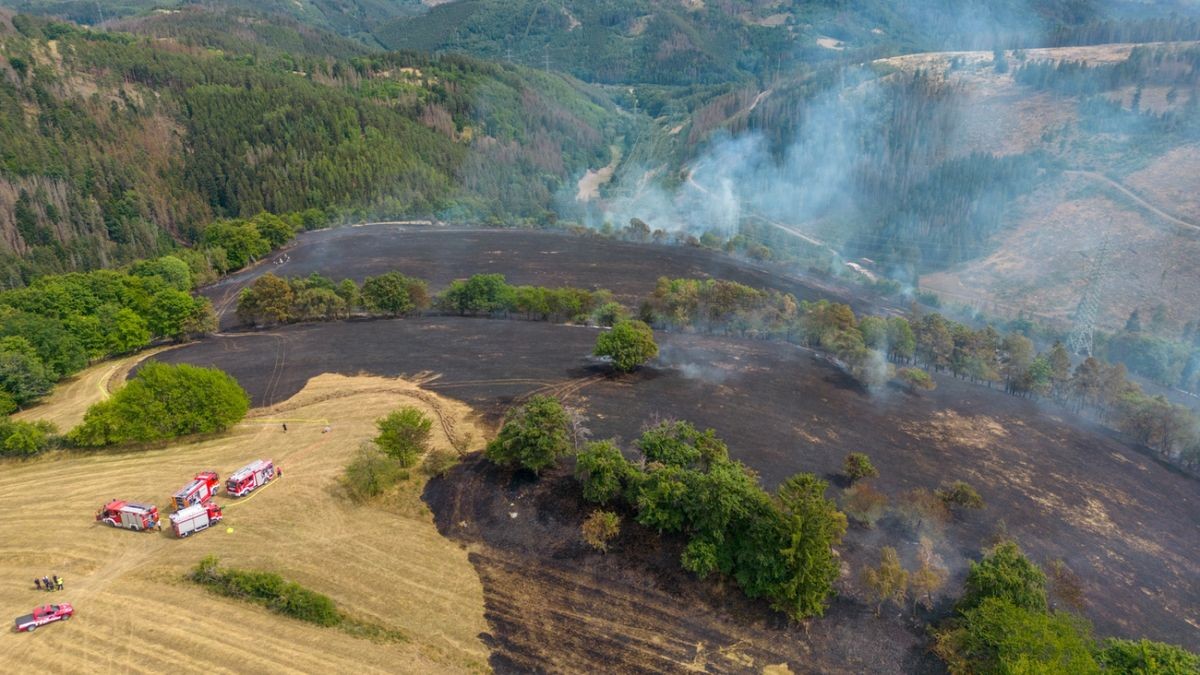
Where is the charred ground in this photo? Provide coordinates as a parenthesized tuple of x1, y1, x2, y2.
(157, 314, 1200, 670)
(201, 225, 875, 329)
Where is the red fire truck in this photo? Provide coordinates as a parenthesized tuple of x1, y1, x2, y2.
(14, 603, 73, 632)
(95, 500, 160, 531)
(169, 501, 223, 537)
(225, 459, 279, 497)
(173, 471, 220, 510)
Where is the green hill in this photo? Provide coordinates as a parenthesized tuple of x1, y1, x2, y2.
(0, 11, 628, 283)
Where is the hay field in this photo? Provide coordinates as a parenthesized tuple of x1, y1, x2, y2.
(0, 373, 490, 674)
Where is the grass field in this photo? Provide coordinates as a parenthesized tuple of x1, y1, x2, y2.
(1, 372, 491, 673)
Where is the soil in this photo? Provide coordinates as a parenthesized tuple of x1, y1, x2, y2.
(202, 225, 875, 329)
(156, 316, 1200, 670)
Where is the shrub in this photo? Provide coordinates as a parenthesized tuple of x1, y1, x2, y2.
(68, 362, 249, 447)
(342, 441, 409, 502)
(934, 598, 1099, 674)
(937, 480, 985, 511)
(1097, 638, 1200, 674)
(960, 541, 1047, 613)
(897, 366, 936, 391)
(421, 447, 460, 477)
(575, 440, 632, 504)
(485, 395, 571, 474)
(190, 556, 341, 627)
(841, 483, 888, 527)
(375, 407, 432, 468)
(581, 510, 621, 552)
(843, 452, 879, 483)
(593, 320, 659, 373)
(0, 418, 57, 457)
(592, 301, 628, 327)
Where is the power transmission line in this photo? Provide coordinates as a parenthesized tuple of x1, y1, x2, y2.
(1066, 237, 1112, 356)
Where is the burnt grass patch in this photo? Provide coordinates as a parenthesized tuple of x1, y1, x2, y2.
(158, 317, 1200, 671)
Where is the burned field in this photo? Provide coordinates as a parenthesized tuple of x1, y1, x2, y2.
(202, 225, 870, 327)
(158, 316, 1200, 671)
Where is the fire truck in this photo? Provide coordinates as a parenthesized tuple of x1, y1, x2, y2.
(225, 459, 279, 497)
(173, 471, 220, 510)
(95, 500, 160, 531)
(14, 603, 73, 632)
(169, 501, 223, 538)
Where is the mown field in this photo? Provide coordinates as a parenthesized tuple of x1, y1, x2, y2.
(0, 364, 491, 673)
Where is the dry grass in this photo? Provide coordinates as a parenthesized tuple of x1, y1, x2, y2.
(0, 373, 490, 673)
(13, 348, 172, 432)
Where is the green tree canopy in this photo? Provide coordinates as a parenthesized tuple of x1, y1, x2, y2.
(69, 362, 250, 447)
(485, 394, 571, 474)
(594, 319, 658, 373)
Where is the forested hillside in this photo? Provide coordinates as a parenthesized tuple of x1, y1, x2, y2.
(0, 11, 625, 284)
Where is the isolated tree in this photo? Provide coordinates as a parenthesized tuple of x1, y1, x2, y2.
(594, 319, 659, 373)
(771, 473, 848, 619)
(485, 395, 571, 474)
(960, 541, 1047, 613)
(843, 452, 879, 483)
(937, 480, 985, 512)
(910, 537, 948, 612)
(862, 546, 908, 617)
(581, 509, 621, 552)
(335, 279, 360, 312)
(375, 407, 433, 468)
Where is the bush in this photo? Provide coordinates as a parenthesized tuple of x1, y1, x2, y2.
(843, 452, 879, 483)
(937, 480, 985, 510)
(1097, 638, 1200, 674)
(68, 362, 249, 447)
(342, 441, 409, 501)
(841, 483, 888, 527)
(190, 556, 341, 627)
(0, 418, 57, 457)
(485, 395, 571, 474)
(421, 447, 460, 477)
(960, 541, 1047, 613)
(934, 598, 1099, 674)
(593, 320, 658, 373)
(575, 440, 633, 504)
(592, 301, 628, 327)
(897, 367, 936, 391)
(375, 407, 432, 468)
(581, 510, 621, 552)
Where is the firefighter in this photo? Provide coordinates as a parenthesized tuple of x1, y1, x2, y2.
(34, 578, 41, 591)
(282, 423, 288, 432)
(54, 575, 63, 591)
(42, 576, 52, 592)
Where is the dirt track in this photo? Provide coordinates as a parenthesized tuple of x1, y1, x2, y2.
(156, 317, 1200, 668)
(1, 374, 491, 673)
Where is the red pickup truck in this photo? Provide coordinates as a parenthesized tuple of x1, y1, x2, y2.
(14, 603, 73, 632)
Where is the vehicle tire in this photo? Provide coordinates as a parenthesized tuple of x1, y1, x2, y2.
(26, 625, 35, 632)
(131, 525, 139, 531)
(62, 614, 70, 621)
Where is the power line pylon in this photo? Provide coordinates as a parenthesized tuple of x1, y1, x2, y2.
(1066, 237, 1112, 356)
